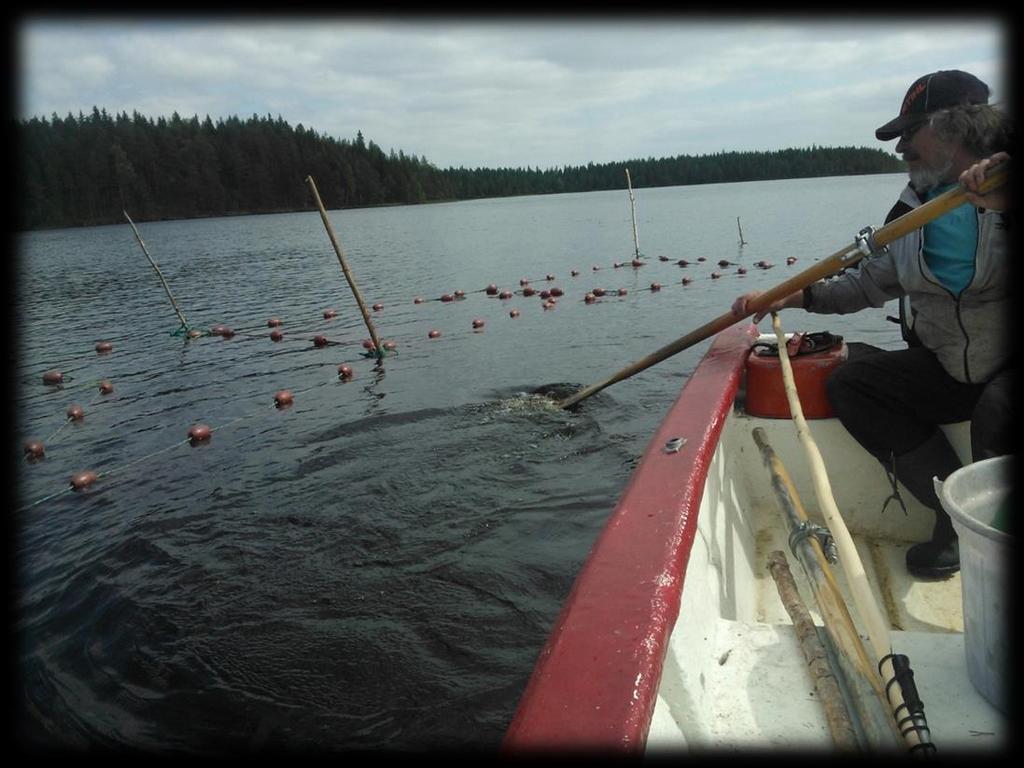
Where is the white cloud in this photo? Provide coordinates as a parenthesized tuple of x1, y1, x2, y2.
(16, 17, 1007, 168)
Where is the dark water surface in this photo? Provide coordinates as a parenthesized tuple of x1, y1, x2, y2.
(14, 175, 906, 752)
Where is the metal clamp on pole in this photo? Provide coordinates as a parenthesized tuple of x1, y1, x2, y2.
(788, 520, 838, 564)
(855, 225, 888, 258)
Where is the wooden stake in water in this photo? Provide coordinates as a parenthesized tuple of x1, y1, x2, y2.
(737, 216, 747, 246)
(625, 168, 640, 260)
(123, 210, 190, 331)
(305, 175, 384, 359)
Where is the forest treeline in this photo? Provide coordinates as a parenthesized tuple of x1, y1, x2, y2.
(16, 108, 905, 230)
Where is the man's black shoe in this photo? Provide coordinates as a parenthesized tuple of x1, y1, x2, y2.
(906, 536, 960, 579)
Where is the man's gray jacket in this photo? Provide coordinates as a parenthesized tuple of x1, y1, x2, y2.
(804, 183, 1010, 384)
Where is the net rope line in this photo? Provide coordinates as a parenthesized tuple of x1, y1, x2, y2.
(20, 248, 791, 504)
(20, 252, 776, 409)
(16, 371, 357, 515)
(17, 247, 785, 377)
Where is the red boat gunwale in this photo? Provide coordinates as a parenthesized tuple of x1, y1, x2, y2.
(503, 323, 759, 753)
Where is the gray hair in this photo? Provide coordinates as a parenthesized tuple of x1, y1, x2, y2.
(928, 103, 1011, 157)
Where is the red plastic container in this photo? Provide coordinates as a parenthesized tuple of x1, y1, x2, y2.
(745, 341, 847, 419)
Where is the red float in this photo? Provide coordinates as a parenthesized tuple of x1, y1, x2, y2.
(650, 283, 661, 291)
(584, 293, 596, 304)
(677, 259, 690, 266)
(737, 267, 747, 275)
(509, 309, 520, 318)
(486, 284, 499, 295)
(270, 329, 285, 342)
(268, 317, 282, 327)
(540, 290, 551, 300)
(274, 390, 294, 407)
(472, 318, 486, 329)
(99, 380, 114, 395)
(313, 335, 329, 348)
(571, 270, 580, 277)
(323, 309, 337, 319)
(592, 288, 606, 297)
(24, 441, 45, 460)
(211, 324, 228, 336)
(787, 257, 798, 265)
(383, 340, 397, 351)
(70, 470, 98, 491)
(414, 297, 425, 304)
(338, 364, 354, 379)
(499, 290, 513, 300)
(187, 329, 203, 339)
(361, 339, 375, 350)
(428, 330, 441, 339)
(454, 290, 465, 299)
(550, 287, 564, 297)
(220, 328, 236, 339)
(617, 288, 627, 296)
(711, 272, 722, 279)
(188, 424, 212, 444)
(441, 293, 454, 302)
(95, 341, 113, 354)
(523, 287, 536, 297)
(546, 274, 556, 281)
(373, 303, 384, 311)
(631, 259, 643, 268)
(42, 370, 63, 385)
(681, 277, 693, 286)
(67, 405, 84, 421)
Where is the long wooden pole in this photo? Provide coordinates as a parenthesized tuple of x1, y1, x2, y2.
(305, 175, 384, 358)
(767, 550, 860, 750)
(123, 210, 190, 331)
(753, 427, 901, 750)
(625, 169, 640, 260)
(768, 312, 934, 755)
(556, 161, 1009, 409)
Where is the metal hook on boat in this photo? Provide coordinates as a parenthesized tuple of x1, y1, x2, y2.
(662, 436, 687, 454)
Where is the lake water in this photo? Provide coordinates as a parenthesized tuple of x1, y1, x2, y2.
(14, 174, 908, 752)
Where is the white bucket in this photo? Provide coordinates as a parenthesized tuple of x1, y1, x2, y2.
(934, 455, 1013, 713)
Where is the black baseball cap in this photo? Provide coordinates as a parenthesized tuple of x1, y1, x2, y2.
(875, 70, 990, 141)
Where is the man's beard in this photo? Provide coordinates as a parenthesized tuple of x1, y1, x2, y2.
(908, 149, 955, 192)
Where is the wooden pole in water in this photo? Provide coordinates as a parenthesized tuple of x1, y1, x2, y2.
(768, 312, 935, 755)
(123, 211, 190, 331)
(625, 168, 640, 260)
(305, 175, 384, 359)
(737, 216, 747, 246)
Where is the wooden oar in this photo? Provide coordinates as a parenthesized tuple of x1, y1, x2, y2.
(305, 175, 385, 359)
(768, 311, 935, 755)
(556, 161, 1009, 409)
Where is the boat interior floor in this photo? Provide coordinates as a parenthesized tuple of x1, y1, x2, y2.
(647, 502, 1007, 754)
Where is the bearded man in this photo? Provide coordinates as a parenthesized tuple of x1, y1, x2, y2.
(731, 70, 1012, 579)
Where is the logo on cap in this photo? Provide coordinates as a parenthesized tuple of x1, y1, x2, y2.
(901, 79, 929, 116)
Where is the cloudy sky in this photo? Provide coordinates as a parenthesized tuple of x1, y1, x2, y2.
(16, 15, 1008, 170)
